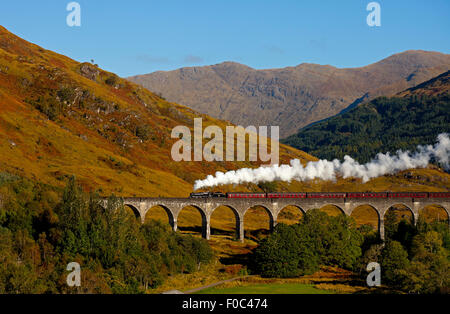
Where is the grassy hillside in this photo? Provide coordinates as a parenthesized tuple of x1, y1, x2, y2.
(0, 25, 449, 203)
(0, 25, 314, 197)
(283, 71, 450, 163)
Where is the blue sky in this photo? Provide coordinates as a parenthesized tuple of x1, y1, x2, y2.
(1, 0, 449, 77)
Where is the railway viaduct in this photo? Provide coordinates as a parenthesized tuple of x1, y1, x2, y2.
(112, 196, 450, 242)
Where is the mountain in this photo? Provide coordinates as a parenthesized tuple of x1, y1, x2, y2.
(128, 51, 450, 138)
(0, 25, 314, 197)
(282, 71, 450, 164)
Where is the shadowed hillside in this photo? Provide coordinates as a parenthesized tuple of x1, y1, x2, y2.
(283, 71, 450, 164)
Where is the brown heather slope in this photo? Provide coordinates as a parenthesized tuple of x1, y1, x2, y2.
(128, 51, 450, 138)
(397, 70, 450, 97)
(0, 26, 449, 201)
(0, 25, 314, 197)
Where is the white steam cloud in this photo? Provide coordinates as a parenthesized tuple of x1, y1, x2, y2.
(193, 133, 450, 190)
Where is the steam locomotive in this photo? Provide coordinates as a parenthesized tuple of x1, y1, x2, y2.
(189, 192, 227, 198)
(189, 192, 450, 199)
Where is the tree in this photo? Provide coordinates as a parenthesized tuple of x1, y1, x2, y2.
(395, 231, 450, 293)
(57, 176, 90, 256)
(254, 223, 306, 277)
(0, 176, 214, 293)
(380, 241, 409, 286)
(253, 209, 364, 278)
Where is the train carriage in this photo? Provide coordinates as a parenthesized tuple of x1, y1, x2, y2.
(227, 192, 267, 199)
(388, 192, 428, 198)
(267, 192, 307, 199)
(307, 192, 346, 199)
(429, 192, 450, 198)
(347, 192, 388, 198)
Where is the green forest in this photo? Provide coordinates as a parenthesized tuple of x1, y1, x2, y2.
(0, 174, 213, 293)
(283, 94, 450, 163)
(253, 209, 450, 293)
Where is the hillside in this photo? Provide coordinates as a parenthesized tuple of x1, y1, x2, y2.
(0, 25, 314, 197)
(283, 71, 450, 164)
(0, 25, 449, 201)
(128, 51, 450, 137)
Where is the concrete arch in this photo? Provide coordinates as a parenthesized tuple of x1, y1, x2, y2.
(243, 204, 275, 234)
(277, 205, 305, 225)
(384, 202, 413, 212)
(177, 205, 209, 239)
(181, 204, 207, 214)
(419, 204, 450, 223)
(210, 205, 241, 240)
(384, 203, 415, 224)
(123, 204, 142, 221)
(280, 204, 306, 214)
(144, 204, 176, 231)
(383, 203, 416, 241)
(319, 204, 346, 216)
(211, 204, 240, 218)
(243, 204, 274, 219)
(350, 204, 381, 235)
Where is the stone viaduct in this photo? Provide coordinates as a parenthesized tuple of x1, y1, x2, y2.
(112, 196, 450, 242)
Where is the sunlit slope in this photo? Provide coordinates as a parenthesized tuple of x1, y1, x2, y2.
(0, 25, 314, 197)
(0, 26, 448, 201)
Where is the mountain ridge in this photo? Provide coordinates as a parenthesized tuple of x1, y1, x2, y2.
(128, 50, 450, 137)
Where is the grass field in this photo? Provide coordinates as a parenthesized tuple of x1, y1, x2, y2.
(188, 266, 375, 294)
(195, 283, 333, 294)
(150, 265, 373, 294)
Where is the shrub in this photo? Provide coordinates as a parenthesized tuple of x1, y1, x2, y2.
(135, 125, 151, 141)
(105, 75, 119, 86)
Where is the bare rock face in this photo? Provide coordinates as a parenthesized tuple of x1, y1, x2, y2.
(128, 51, 450, 138)
(79, 63, 100, 81)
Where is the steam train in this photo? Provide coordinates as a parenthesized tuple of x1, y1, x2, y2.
(190, 192, 450, 199)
